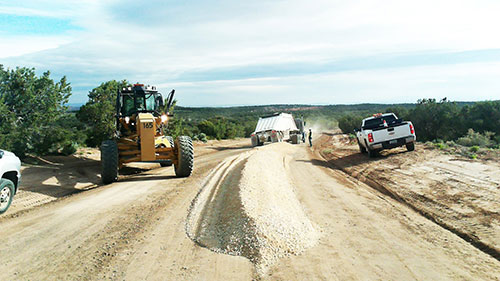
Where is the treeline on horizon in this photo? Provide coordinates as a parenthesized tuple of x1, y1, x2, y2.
(1, 65, 499, 157)
(338, 97, 500, 148)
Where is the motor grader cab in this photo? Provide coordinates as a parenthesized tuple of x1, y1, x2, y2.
(100, 83, 194, 184)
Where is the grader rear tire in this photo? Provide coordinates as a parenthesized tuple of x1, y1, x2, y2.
(101, 140, 118, 184)
(174, 136, 194, 177)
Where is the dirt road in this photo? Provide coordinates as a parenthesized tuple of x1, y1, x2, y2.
(0, 138, 499, 280)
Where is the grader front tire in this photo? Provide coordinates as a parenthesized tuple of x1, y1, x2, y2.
(174, 136, 194, 177)
(101, 140, 118, 184)
(160, 136, 176, 167)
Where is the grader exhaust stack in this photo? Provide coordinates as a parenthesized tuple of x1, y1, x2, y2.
(100, 84, 194, 184)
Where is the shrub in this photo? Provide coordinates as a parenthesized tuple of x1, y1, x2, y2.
(61, 142, 78, 155)
(469, 146, 480, 153)
(338, 114, 364, 134)
(456, 129, 495, 148)
(434, 143, 448, 150)
(193, 133, 208, 143)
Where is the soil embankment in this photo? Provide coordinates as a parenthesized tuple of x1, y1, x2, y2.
(318, 133, 500, 260)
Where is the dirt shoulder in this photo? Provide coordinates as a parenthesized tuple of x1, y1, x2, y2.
(318, 133, 500, 259)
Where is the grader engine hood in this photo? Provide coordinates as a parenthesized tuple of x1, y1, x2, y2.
(138, 113, 156, 161)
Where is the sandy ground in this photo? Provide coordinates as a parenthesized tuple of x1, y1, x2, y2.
(7, 139, 250, 216)
(0, 137, 499, 280)
(318, 133, 500, 259)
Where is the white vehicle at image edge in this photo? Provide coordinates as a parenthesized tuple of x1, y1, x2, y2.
(355, 113, 416, 158)
(0, 149, 21, 214)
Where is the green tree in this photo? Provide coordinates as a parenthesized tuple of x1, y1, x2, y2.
(197, 120, 216, 137)
(0, 65, 73, 157)
(77, 80, 128, 147)
(338, 114, 364, 134)
(407, 98, 461, 141)
(460, 101, 500, 136)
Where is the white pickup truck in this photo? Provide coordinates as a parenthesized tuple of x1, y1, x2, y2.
(355, 113, 416, 157)
(0, 149, 21, 214)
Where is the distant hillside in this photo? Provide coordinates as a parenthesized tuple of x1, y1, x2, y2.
(174, 103, 412, 122)
(175, 101, 476, 121)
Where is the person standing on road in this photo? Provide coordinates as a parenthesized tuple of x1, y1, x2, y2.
(308, 128, 312, 147)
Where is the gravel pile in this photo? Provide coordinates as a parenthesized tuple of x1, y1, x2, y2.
(186, 143, 319, 276)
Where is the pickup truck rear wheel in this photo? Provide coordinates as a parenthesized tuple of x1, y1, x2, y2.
(368, 149, 377, 158)
(358, 140, 367, 153)
(0, 178, 15, 214)
(406, 142, 415, 151)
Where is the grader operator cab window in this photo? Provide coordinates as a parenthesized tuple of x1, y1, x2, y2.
(143, 94, 156, 111)
(120, 93, 161, 116)
(122, 95, 135, 116)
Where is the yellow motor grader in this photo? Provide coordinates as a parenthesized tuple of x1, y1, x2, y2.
(100, 83, 193, 184)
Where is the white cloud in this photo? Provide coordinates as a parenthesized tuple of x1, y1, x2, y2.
(1, 0, 500, 105)
(164, 62, 500, 106)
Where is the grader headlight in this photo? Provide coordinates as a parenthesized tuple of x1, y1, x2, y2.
(161, 114, 168, 123)
(125, 116, 130, 124)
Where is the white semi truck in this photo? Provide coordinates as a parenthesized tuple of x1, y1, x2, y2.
(0, 149, 21, 214)
(250, 113, 305, 147)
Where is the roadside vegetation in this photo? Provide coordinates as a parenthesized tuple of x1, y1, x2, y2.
(0, 65, 85, 157)
(2, 65, 498, 158)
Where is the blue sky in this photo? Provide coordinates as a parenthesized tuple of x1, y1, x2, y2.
(1, 0, 500, 106)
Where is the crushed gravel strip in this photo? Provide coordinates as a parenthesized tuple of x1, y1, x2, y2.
(186, 143, 319, 276)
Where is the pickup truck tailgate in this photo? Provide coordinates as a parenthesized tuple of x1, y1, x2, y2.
(372, 123, 411, 143)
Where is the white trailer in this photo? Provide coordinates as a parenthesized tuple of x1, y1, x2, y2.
(250, 113, 302, 147)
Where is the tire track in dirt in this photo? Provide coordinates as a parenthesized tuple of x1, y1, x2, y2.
(317, 133, 500, 262)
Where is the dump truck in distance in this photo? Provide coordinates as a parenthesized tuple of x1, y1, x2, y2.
(250, 113, 305, 147)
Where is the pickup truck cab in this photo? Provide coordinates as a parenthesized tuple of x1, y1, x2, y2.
(0, 149, 21, 214)
(355, 113, 416, 157)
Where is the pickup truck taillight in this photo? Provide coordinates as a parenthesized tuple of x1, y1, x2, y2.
(409, 124, 414, 134)
(368, 133, 374, 143)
